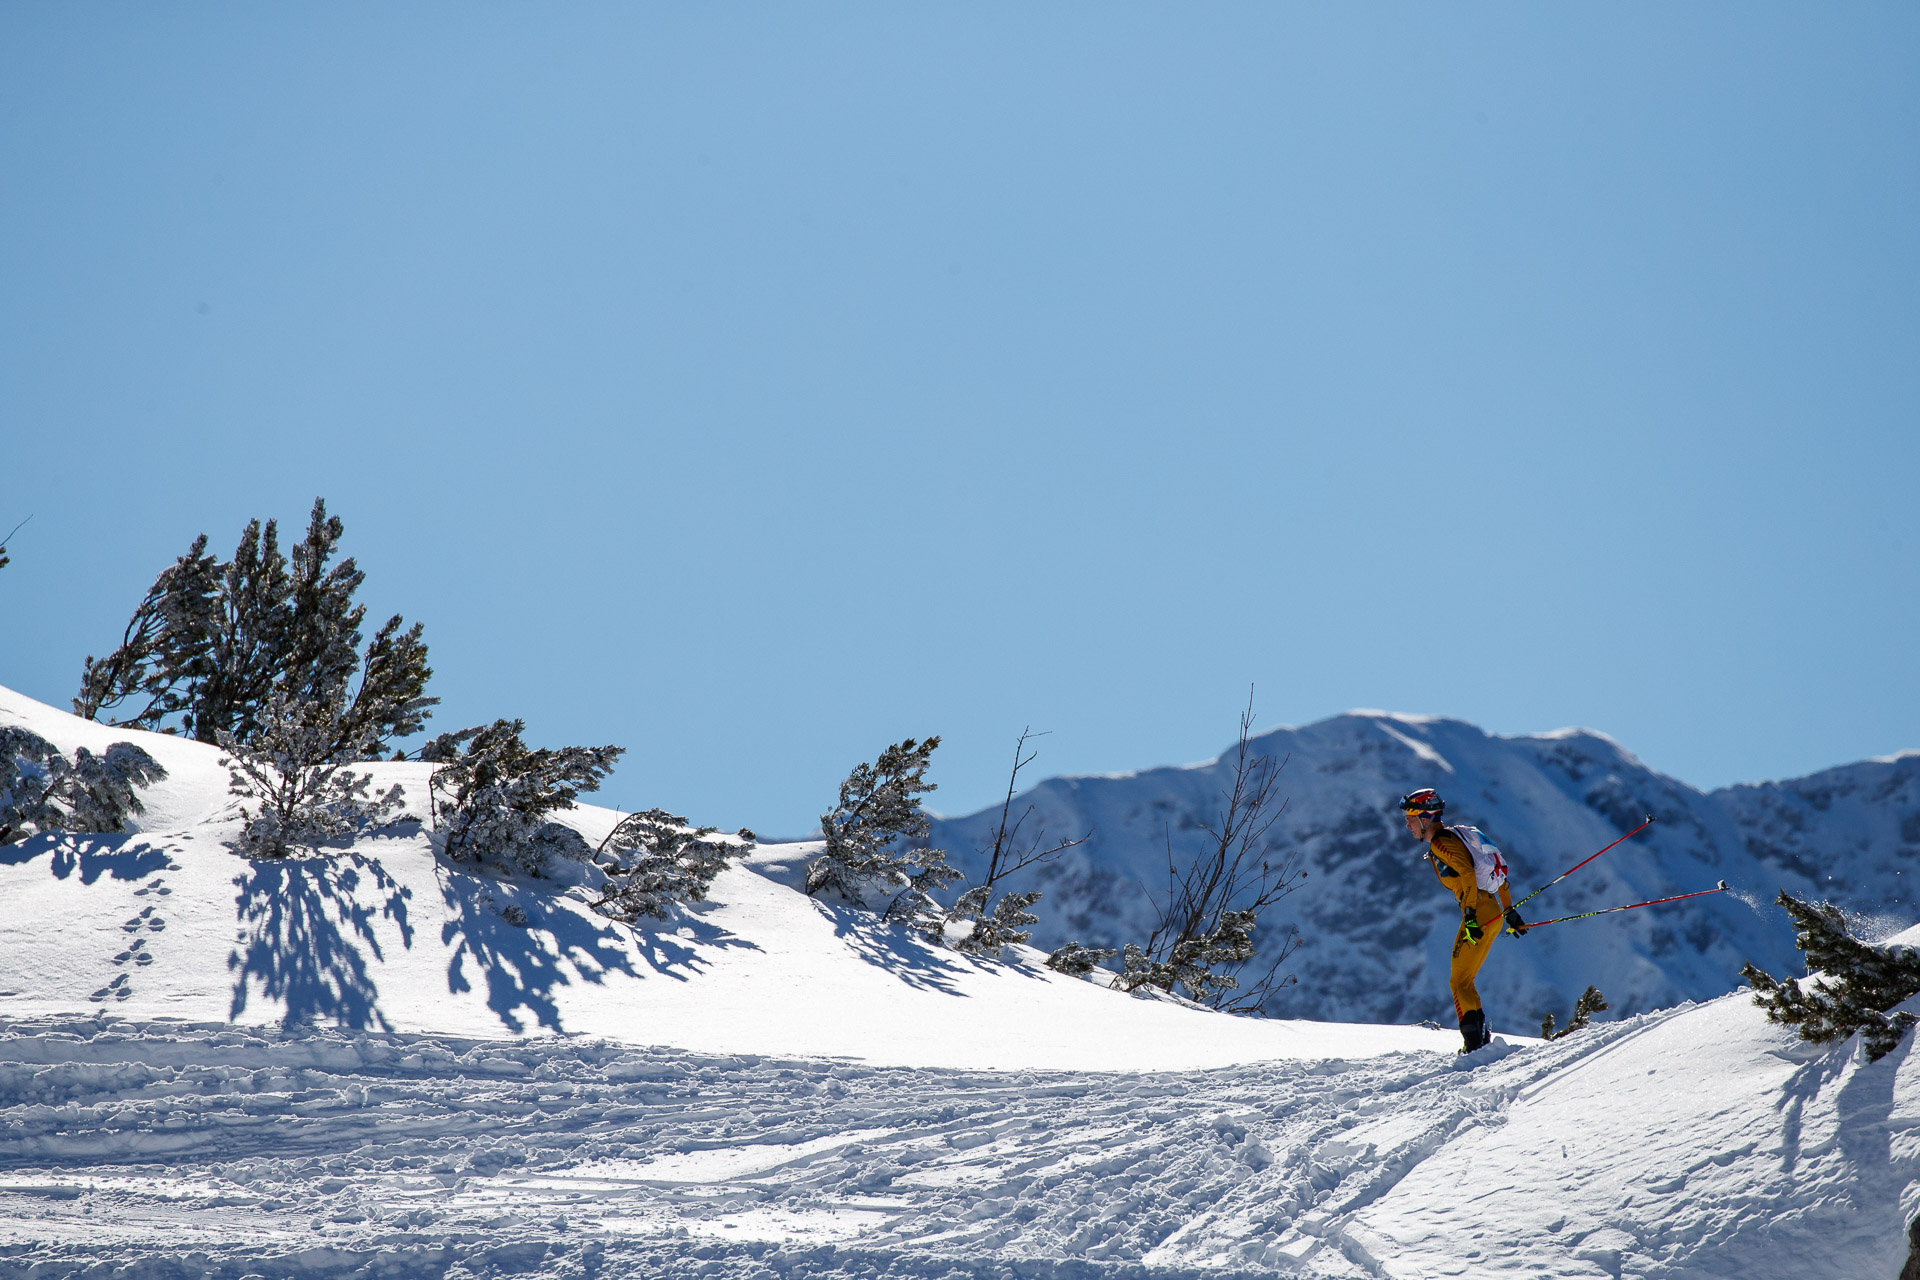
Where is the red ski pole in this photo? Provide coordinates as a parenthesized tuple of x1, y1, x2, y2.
(1512, 815, 1656, 911)
(1523, 880, 1729, 931)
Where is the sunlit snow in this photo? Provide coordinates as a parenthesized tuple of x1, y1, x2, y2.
(3, 685, 1916, 1279)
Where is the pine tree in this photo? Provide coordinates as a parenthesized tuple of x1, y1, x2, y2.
(0, 726, 168, 846)
(1743, 890, 1920, 1062)
(75, 534, 220, 729)
(1045, 941, 1118, 977)
(949, 886, 1042, 957)
(1115, 908, 1261, 1005)
(1540, 986, 1609, 1040)
(76, 499, 436, 757)
(219, 685, 406, 859)
(806, 737, 960, 912)
(1, 728, 67, 844)
(592, 809, 747, 923)
(427, 719, 623, 875)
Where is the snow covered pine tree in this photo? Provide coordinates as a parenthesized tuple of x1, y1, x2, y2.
(74, 498, 435, 756)
(806, 737, 960, 932)
(1045, 941, 1119, 977)
(219, 686, 407, 859)
(0, 726, 168, 846)
(591, 809, 752, 923)
(423, 720, 622, 877)
(948, 886, 1042, 956)
(1743, 890, 1920, 1062)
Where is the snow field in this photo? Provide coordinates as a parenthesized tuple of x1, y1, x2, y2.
(3, 993, 1918, 1279)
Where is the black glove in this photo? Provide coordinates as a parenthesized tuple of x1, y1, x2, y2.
(1504, 906, 1529, 936)
(1462, 914, 1484, 944)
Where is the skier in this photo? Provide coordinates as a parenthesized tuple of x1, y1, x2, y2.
(1401, 788, 1529, 1052)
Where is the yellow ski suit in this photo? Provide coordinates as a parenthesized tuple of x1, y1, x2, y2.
(1427, 828, 1516, 1020)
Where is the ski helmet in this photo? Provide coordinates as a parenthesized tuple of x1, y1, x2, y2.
(1399, 788, 1445, 816)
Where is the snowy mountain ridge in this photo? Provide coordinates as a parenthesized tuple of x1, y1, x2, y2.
(930, 710, 1920, 1028)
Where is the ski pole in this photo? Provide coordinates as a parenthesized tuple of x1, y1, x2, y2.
(1522, 880, 1729, 931)
(1512, 815, 1656, 911)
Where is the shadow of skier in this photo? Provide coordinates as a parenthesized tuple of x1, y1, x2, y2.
(228, 852, 414, 1032)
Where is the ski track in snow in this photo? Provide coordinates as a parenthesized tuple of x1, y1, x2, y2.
(0, 1015, 1565, 1279)
(4, 1002, 1916, 1280)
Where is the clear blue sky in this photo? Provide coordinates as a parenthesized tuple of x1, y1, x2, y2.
(4, 5, 1916, 835)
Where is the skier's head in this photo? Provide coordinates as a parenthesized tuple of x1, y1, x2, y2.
(1400, 788, 1444, 839)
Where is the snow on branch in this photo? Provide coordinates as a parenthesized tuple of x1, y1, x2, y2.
(807, 736, 959, 932)
(0, 726, 167, 846)
(591, 808, 751, 923)
(219, 686, 406, 859)
(426, 719, 623, 877)
(1743, 890, 1920, 1062)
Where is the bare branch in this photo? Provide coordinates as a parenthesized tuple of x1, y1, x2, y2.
(1113, 687, 1305, 1012)
(946, 728, 1091, 959)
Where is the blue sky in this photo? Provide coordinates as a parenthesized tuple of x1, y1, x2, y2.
(3, 5, 1916, 835)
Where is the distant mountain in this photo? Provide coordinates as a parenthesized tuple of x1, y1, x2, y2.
(930, 713, 1920, 1030)
(1719, 752, 1920, 927)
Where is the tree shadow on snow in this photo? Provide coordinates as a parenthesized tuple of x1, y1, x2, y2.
(0, 830, 176, 884)
(438, 875, 642, 1035)
(1758, 1033, 1914, 1264)
(229, 852, 414, 1032)
(622, 905, 763, 984)
(811, 898, 972, 997)
(1833, 1035, 1906, 1198)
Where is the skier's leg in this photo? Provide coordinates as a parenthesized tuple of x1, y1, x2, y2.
(1449, 915, 1505, 1048)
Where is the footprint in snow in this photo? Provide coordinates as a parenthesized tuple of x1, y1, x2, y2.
(122, 908, 167, 934)
(89, 974, 132, 1003)
(113, 937, 155, 968)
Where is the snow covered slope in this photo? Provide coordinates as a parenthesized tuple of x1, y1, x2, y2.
(4, 986, 1919, 1277)
(929, 713, 1912, 1029)
(0, 685, 1444, 1070)
(4, 684, 1920, 1277)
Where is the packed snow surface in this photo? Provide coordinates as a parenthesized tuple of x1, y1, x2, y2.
(2, 685, 1917, 1278)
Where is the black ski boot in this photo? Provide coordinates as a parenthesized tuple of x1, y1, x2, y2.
(1459, 1009, 1489, 1053)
